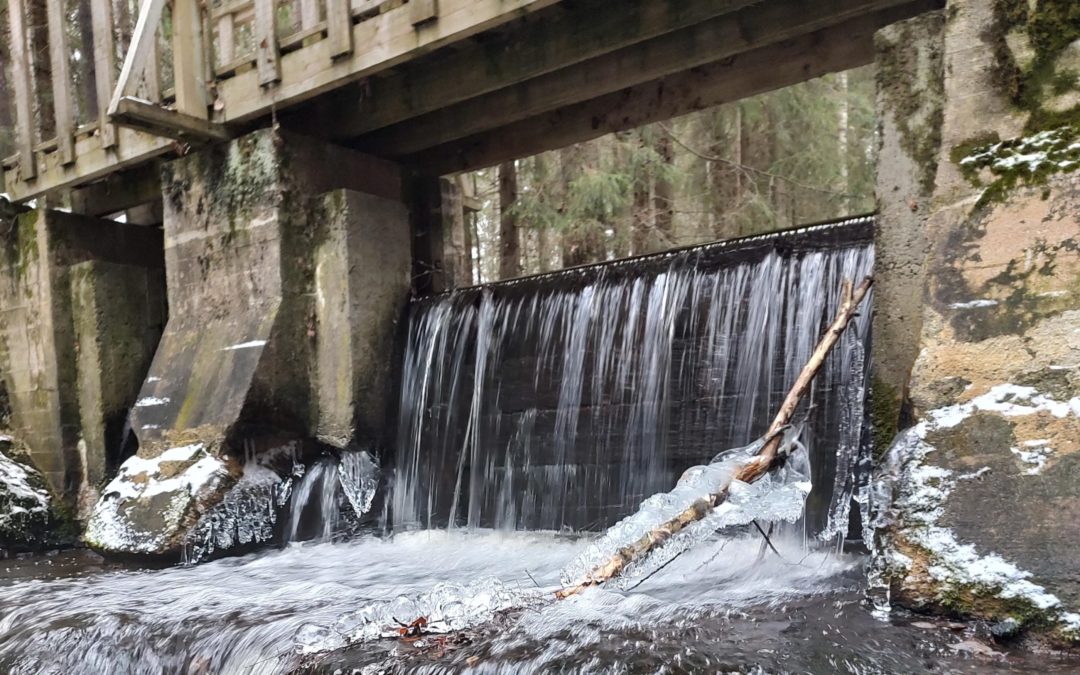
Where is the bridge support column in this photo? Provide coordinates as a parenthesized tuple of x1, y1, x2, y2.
(873, 0, 1080, 643)
(0, 204, 165, 517)
(85, 129, 411, 557)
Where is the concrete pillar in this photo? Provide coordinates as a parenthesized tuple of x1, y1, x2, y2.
(873, 0, 1080, 644)
(86, 129, 412, 556)
(0, 204, 165, 513)
(869, 11, 945, 453)
(410, 175, 471, 293)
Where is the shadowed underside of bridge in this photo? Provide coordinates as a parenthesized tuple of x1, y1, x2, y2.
(3, 0, 940, 211)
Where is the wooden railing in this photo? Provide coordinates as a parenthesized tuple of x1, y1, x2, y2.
(2, 0, 556, 203)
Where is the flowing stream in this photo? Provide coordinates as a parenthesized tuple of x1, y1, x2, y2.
(2, 218, 1077, 673)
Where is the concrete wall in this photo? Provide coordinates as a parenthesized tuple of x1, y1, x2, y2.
(873, 0, 1080, 644)
(86, 129, 411, 556)
(0, 206, 165, 513)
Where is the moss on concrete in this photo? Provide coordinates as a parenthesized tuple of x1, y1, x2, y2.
(875, 13, 946, 194)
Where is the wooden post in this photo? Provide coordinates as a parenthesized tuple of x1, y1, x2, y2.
(255, 0, 282, 86)
(109, 0, 167, 114)
(46, 0, 75, 165)
(91, 0, 118, 148)
(217, 14, 237, 67)
(300, 0, 319, 29)
(173, 0, 208, 117)
(326, 0, 353, 58)
(7, 0, 36, 179)
(409, 0, 437, 26)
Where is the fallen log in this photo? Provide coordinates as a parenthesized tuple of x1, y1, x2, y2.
(556, 276, 873, 599)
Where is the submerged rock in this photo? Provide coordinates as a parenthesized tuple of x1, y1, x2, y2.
(0, 439, 55, 552)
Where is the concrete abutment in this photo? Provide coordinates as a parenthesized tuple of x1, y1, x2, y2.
(82, 129, 413, 556)
(872, 0, 1080, 644)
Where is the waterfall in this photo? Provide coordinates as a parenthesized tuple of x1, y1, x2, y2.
(391, 217, 874, 539)
(282, 450, 380, 543)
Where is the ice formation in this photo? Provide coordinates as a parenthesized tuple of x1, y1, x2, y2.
(295, 577, 540, 655)
(562, 426, 812, 588)
(183, 463, 292, 563)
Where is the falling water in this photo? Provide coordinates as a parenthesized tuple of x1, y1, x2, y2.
(282, 450, 381, 544)
(392, 217, 874, 539)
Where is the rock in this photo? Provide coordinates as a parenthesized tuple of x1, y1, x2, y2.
(0, 448, 55, 552)
(872, 383, 1080, 645)
(948, 639, 1005, 659)
(85, 442, 239, 557)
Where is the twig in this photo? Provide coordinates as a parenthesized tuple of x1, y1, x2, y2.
(753, 521, 781, 561)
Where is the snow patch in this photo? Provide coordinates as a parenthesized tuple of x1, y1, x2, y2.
(223, 340, 267, 351)
(948, 299, 999, 309)
(135, 396, 170, 407)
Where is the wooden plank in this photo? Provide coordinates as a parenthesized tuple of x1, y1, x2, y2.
(91, 0, 118, 148)
(3, 128, 172, 203)
(173, 0, 209, 117)
(327, 0, 353, 57)
(109, 0, 168, 113)
(255, 0, 282, 85)
(409, 0, 436, 26)
(295, 0, 754, 139)
(70, 165, 163, 216)
(409, 3, 934, 175)
(111, 96, 232, 142)
(216, 0, 559, 123)
(218, 15, 237, 66)
(359, 0, 915, 157)
(46, 0, 75, 165)
(7, 0, 36, 179)
(300, 0, 319, 29)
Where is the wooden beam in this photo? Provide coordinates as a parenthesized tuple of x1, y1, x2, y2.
(3, 128, 172, 203)
(408, 3, 937, 175)
(70, 165, 163, 217)
(255, 0, 282, 86)
(359, 0, 917, 157)
(7, 0, 36, 179)
(91, 0, 118, 148)
(174, 0, 209, 117)
(327, 0, 354, 57)
(46, 0, 75, 164)
(292, 0, 754, 140)
(215, 0, 559, 123)
(110, 97, 232, 143)
(110, 0, 168, 114)
(409, 0, 437, 26)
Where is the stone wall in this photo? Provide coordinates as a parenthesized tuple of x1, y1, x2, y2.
(873, 0, 1080, 645)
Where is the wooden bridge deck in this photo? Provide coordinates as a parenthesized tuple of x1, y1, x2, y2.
(2, 0, 941, 209)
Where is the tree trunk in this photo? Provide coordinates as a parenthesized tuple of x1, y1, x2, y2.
(498, 160, 521, 280)
(653, 131, 675, 249)
(836, 71, 851, 215)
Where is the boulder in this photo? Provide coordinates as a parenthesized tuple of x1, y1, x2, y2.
(0, 437, 56, 552)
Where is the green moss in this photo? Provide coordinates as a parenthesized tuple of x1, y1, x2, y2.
(875, 14, 946, 195)
(869, 377, 902, 460)
(950, 124, 1080, 208)
(992, 0, 1080, 132)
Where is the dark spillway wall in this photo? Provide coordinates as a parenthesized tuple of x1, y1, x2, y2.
(391, 216, 875, 537)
